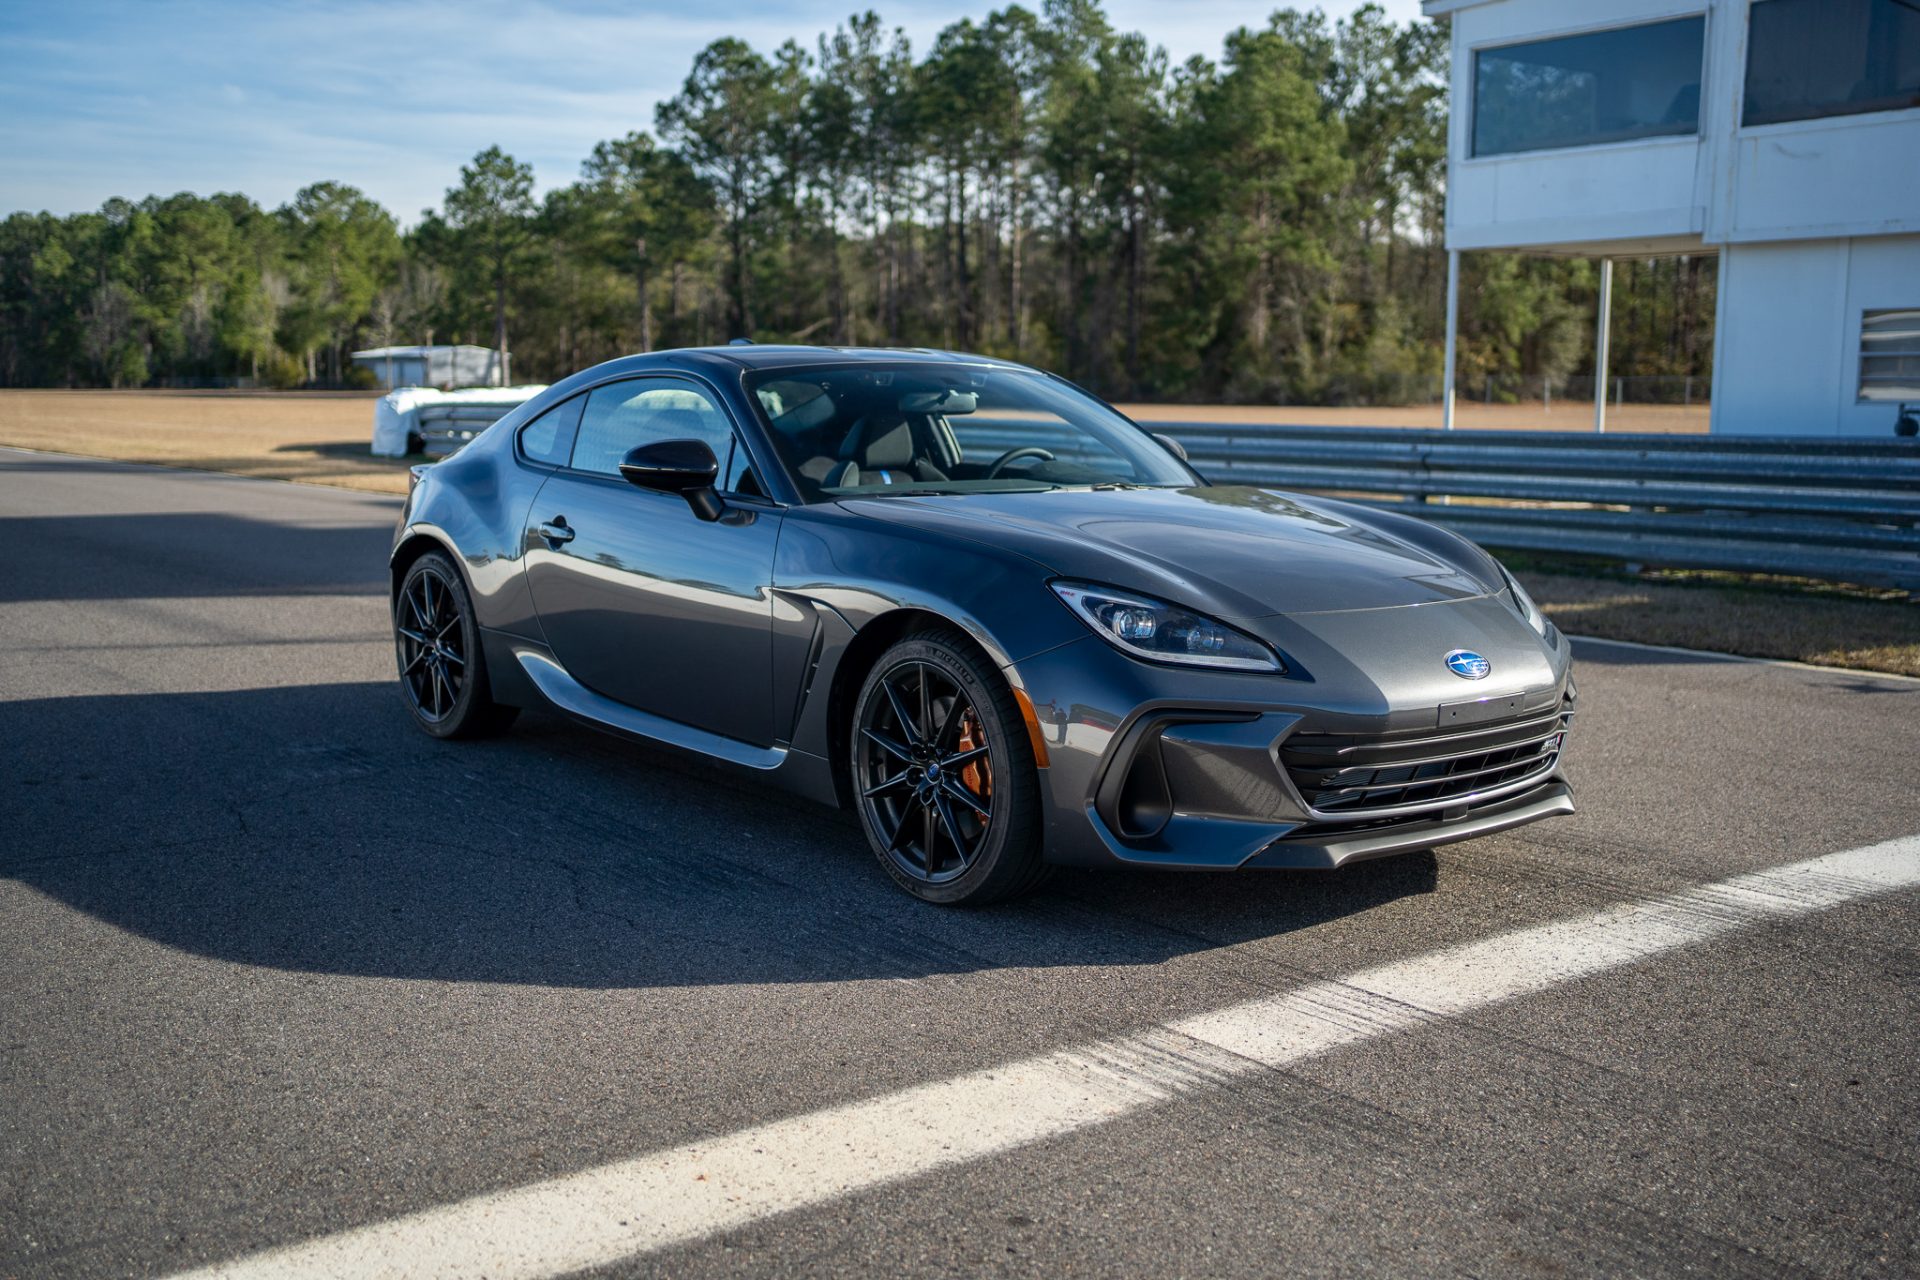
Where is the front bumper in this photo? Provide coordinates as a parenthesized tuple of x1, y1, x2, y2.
(1009, 602, 1577, 871)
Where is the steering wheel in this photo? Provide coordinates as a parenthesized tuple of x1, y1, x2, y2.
(985, 446, 1055, 479)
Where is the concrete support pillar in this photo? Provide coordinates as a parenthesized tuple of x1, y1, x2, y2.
(1442, 249, 1460, 430)
(1594, 258, 1613, 434)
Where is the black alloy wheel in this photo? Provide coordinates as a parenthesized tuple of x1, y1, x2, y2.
(394, 551, 517, 739)
(851, 629, 1044, 904)
(397, 563, 465, 722)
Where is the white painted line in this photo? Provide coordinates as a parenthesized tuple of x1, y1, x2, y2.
(1568, 633, 1920, 686)
(171, 835, 1920, 1280)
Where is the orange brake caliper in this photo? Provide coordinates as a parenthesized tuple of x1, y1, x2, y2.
(956, 710, 991, 822)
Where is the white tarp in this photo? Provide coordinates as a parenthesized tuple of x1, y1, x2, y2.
(371, 386, 547, 456)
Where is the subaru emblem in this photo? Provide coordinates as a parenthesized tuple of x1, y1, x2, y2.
(1445, 649, 1491, 680)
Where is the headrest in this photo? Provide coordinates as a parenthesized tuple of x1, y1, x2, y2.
(651, 407, 710, 440)
(848, 413, 916, 469)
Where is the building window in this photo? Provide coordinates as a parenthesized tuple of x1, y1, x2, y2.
(1471, 17, 1705, 157)
(1859, 310, 1920, 402)
(1744, 0, 1920, 128)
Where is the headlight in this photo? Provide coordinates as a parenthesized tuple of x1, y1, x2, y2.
(1050, 581, 1283, 672)
(1500, 566, 1551, 638)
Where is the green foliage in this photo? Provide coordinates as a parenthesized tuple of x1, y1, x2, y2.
(1157, 17, 1353, 400)
(657, 39, 779, 337)
(0, 2, 1716, 397)
(257, 346, 306, 390)
(279, 182, 402, 382)
(435, 147, 536, 375)
(572, 132, 718, 352)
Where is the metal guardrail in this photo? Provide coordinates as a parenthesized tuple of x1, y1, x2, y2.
(413, 403, 518, 457)
(1136, 423, 1920, 591)
(410, 405, 1920, 589)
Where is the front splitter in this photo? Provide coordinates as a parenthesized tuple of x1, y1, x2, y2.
(1243, 780, 1576, 869)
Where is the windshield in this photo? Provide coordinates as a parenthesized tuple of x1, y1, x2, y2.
(744, 362, 1196, 502)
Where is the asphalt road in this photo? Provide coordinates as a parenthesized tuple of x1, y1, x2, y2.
(3, 445, 1917, 1280)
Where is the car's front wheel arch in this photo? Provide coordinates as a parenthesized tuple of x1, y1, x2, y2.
(827, 607, 991, 811)
(846, 625, 1047, 904)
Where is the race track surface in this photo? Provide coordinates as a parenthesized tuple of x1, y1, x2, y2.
(3, 446, 1916, 1279)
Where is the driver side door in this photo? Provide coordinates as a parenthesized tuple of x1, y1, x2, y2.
(523, 375, 782, 747)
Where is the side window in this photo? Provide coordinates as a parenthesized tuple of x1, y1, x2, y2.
(1859, 308, 1920, 402)
(517, 395, 584, 466)
(570, 378, 755, 491)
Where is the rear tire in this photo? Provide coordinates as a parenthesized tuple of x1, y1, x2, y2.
(394, 550, 518, 739)
(850, 627, 1047, 905)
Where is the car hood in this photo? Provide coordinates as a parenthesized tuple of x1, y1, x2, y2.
(838, 485, 1504, 618)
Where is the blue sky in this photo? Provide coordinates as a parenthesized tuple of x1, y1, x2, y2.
(0, 0, 1425, 224)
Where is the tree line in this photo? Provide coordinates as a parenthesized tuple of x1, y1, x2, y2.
(0, 2, 1715, 402)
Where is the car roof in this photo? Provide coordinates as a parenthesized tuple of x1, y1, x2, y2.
(618, 345, 1034, 376)
(530, 345, 1048, 414)
(708, 344, 1029, 371)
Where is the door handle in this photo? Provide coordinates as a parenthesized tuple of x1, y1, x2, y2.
(538, 516, 575, 546)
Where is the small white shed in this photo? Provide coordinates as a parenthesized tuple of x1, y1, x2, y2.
(351, 345, 505, 390)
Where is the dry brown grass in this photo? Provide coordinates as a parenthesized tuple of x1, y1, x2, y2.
(1515, 566, 1920, 678)
(0, 388, 407, 493)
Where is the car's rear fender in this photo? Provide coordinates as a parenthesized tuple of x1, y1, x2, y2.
(391, 430, 550, 641)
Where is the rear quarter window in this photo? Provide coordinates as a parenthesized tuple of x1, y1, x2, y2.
(518, 396, 585, 466)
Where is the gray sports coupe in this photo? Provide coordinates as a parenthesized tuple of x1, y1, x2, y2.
(391, 346, 1575, 903)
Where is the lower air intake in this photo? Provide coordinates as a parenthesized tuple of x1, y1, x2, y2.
(1280, 699, 1572, 821)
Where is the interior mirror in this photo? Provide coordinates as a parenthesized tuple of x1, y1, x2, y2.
(1152, 432, 1189, 462)
(898, 389, 978, 414)
(619, 439, 724, 521)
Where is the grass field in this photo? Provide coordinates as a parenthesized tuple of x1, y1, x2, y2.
(2, 388, 1906, 674)
(0, 388, 401, 492)
(1516, 566, 1919, 678)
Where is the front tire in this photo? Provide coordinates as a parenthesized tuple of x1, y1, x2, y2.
(850, 628, 1046, 905)
(394, 550, 518, 739)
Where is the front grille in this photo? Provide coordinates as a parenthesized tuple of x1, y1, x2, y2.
(1280, 699, 1572, 820)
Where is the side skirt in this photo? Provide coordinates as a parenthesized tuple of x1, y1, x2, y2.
(505, 646, 846, 808)
(515, 649, 787, 770)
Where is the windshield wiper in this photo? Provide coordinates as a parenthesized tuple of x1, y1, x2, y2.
(835, 484, 1061, 499)
(827, 488, 962, 499)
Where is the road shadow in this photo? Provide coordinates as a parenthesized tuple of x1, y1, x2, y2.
(1568, 637, 1732, 669)
(0, 453, 195, 477)
(0, 512, 392, 601)
(1808, 677, 1920, 696)
(2, 679, 1435, 990)
(273, 440, 433, 463)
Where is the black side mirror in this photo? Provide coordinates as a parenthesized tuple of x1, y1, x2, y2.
(1152, 432, 1189, 462)
(619, 439, 724, 521)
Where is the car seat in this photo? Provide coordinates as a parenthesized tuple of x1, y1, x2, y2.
(842, 413, 949, 487)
